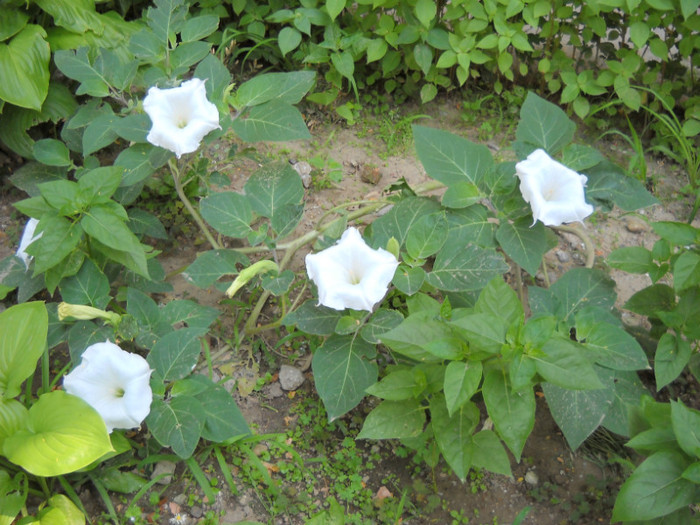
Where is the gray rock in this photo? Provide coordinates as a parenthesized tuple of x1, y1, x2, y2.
(151, 460, 176, 484)
(265, 382, 284, 399)
(279, 364, 305, 391)
(555, 250, 570, 263)
(190, 506, 203, 518)
(524, 470, 539, 486)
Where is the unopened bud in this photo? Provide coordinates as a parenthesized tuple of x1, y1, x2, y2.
(58, 302, 121, 326)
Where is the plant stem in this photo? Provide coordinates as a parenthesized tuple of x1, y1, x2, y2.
(169, 158, 221, 250)
(554, 224, 595, 268)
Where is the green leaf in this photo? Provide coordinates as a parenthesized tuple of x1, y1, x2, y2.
(602, 370, 648, 437)
(66, 321, 113, 364)
(444, 361, 482, 416)
(170, 41, 211, 76)
(482, 370, 534, 461)
(147, 396, 204, 459)
(77, 166, 123, 204)
(271, 203, 304, 238)
(652, 221, 699, 245)
(413, 44, 433, 75)
(441, 181, 480, 208)
(127, 208, 168, 240)
(200, 191, 252, 238)
(535, 337, 604, 390)
(380, 312, 462, 362)
(585, 160, 658, 211)
(541, 380, 613, 450)
(147, 328, 205, 382)
(181, 15, 219, 42)
(0, 25, 50, 110)
(194, 54, 232, 104)
(312, 334, 377, 421)
(629, 21, 650, 48)
(0, 10, 28, 42)
(549, 268, 616, 323)
(681, 0, 700, 19)
(0, 399, 28, 450)
(360, 309, 404, 344)
(33, 139, 71, 167)
(331, 51, 354, 80)
(449, 313, 507, 355)
(3, 391, 112, 476)
(283, 300, 342, 336)
(476, 276, 523, 327)
(233, 101, 310, 142)
(235, 71, 316, 108)
(278, 26, 302, 56)
(112, 114, 149, 143)
(671, 401, 700, 457)
(612, 451, 697, 522)
(471, 429, 512, 477)
(58, 259, 110, 309)
(415, 0, 437, 27)
(80, 204, 139, 253)
(82, 113, 118, 156)
(673, 251, 700, 291)
(182, 249, 249, 289)
(496, 217, 548, 276)
(430, 394, 480, 480)
(366, 370, 420, 400)
(406, 212, 448, 259)
(369, 196, 441, 249)
(358, 399, 425, 439)
(147, 0, 187, 47)
(261, 270, 295, 296)
(606, 246, 654, 274)
(28, 216, 83, 274)
(514, 92, 575, 155)
(580, 322, 649, 371)
(243, 163, 304, 219)
(188, 376, 249, 442)
(624, 283, 675, 318)
(426, 243, 508, 292)
(53, 47, 110, 98)
(392, 265, 426, 296)
(655, 333, 692, 391)
(445, 205, 496, 248)
(413, 125, 494, 188)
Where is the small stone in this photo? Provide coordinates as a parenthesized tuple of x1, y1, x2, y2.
(625, 216, 648, 233)
(190, 506, 203, 518)
(360, 164, 381, 185)
(265, 382, 284, 399)
(279, 364, 305, 391)
(524, 470, 539, 486)
(292, 161, 312, 188)
(555, 250, 570, 263)
(173, 494, 187, 505)
(151, 461, 176, 485)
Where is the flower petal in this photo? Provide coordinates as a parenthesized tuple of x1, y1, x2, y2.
(16, 218, 42, 269)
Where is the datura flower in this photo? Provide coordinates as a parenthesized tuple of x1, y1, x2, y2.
(63, 341, 153, 433)
(16, 218, 42, 269)
(305, 227, 399, 312)
(515, 149, 594, 226)
(143, 78, 220, 158)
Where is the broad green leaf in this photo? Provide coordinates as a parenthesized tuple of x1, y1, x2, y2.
(369, 196, 441, 249)
(232, 101, 310, 142)
(181, 15, 219, 42)
(444, 361, 482, 416)
(126, 287, 168, 347)
(53, 47, 110, 98)
(535, 337, 604, 390)
(194, 54, 232, 104)
(0, 25, 50, 110)
(243, 163, 304, 219)
(627, 427, 677, 454)
(38, 179, 78, 211)
(34, 0, 102, 33)
(449, 313, 507, 355)
(602, 370, 648, 437)
(651, 221, 699, 246)
(326, 0, 346, 20)
(188, 376, 249, 442)
(0, 301, 47, 399)
(549, 267, 616, 323)
(483, 369, 535, 461)
(415, 0, 437, 27)
(115, 144, 159, 187)
(283, 300, 342, 336)
(77, 166, 123, 204)
(360, 309, 404, 344)
(471, 429, 512, 477)
(129, 28, 165, 61)
(358, 399, 425, 439)
(681, 0, 700, 18)
(0, 399, 28, 450)
(430, 394, 480, 481)
(161, 300, 219, 330)
(3, 391, 112, 476)
(96, 468, 148, 494)
(542, 378, 613, 450)
(66, 321, 113, 364)
(671, 401, 700, 457)
(200, 191, 253, 238)
(445, 205, 496, 248)
(413, 125, 494, 188)
(496, 217, 548, 276)
(278, 26, 302, 55)
(82, 113, 118, 156)
(413, 44, 432, 75)
(80, 204, 139, 253)
(392, 265, 426, 295)
(0, 10, 28, 42)
(366, 370, 421, 401)
(331, 51, 354, 80)
(607, 246, 655, 274)
(170, 40, 211, 75)
(624, 283, 675, 318)
(426, 243, 508, 292)
(147, 396, 204, 459)
(380, 312, 461, 362)
(147, 328, 206, 382)
(42, 494, 85, 524)
(561, 144, 606, 171)
(406, 212, 448, 260)
(312, 334, 377, 421)
(127, 208, 168, 239)
(112, 114, 149, 143)
(612, 451, 697, 522)
(147, 0, 187, 46)
(271, 203, 304, 238)
(182, 249, 249, 289)
(673, 251, 700, 291)
(441, 181, 480, 208)
(58, 259, 110, 309)
(514, 92, 575, 155)
(261, 270, 295, 296)
(584, 160, 658, 211)
(655, 332, 692, 390)
(235, 71, 316, 107)
(475, 277, 523, 327)
(33, 139, 71, 167)
(580, 323, 649, 371)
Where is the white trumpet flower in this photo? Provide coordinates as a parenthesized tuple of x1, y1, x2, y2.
(16, 218, 42, 269)
(143, 78, 220, 158)
(63, 341, 153, 433)
(305, 227, 399, 312)
(516, 149, 594, 226)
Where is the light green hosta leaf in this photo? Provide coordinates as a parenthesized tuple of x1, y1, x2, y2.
(496, 217, 548, 277)
(232, 100, 310, 142)
(0, 10, 28, 42)
(430, 394, 480, 481)
(235, 71, 316, 108)
(0, 399, 28, 450)
(34, 0, 102, 34)
(514, 92, 575, 155)
(358, 399, 425, 439)
(612, 451, 697, 522)
(182, 249, 249, 289)
(483, 370, 534, 461)
(312, 334, 377, 421)
(147, 328, 206, 382)
(147, 396, 204, 459)
(413, 125, 494, 188)
(3, 391, 112, 476)
(244, 163, 304, 219)
(200, 191, 253, 238)
(426, 243, 508, 292)
(0, 25, 50, 110)
(0, 301, 48, 399)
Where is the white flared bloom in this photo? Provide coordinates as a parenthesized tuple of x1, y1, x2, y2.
(16, 218, 42, 269)
(515, 149, 594, 226)
(305, 227, 399, 312)
(143, 78, 220, 158)
(63, 341, 153, 433)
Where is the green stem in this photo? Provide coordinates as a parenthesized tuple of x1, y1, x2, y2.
(41, 345, 50, 396)
(554, 224, 595, 268)
(169, 158, 221, 250)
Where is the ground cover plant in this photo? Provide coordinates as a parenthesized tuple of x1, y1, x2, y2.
(0, 0, 699, 523)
